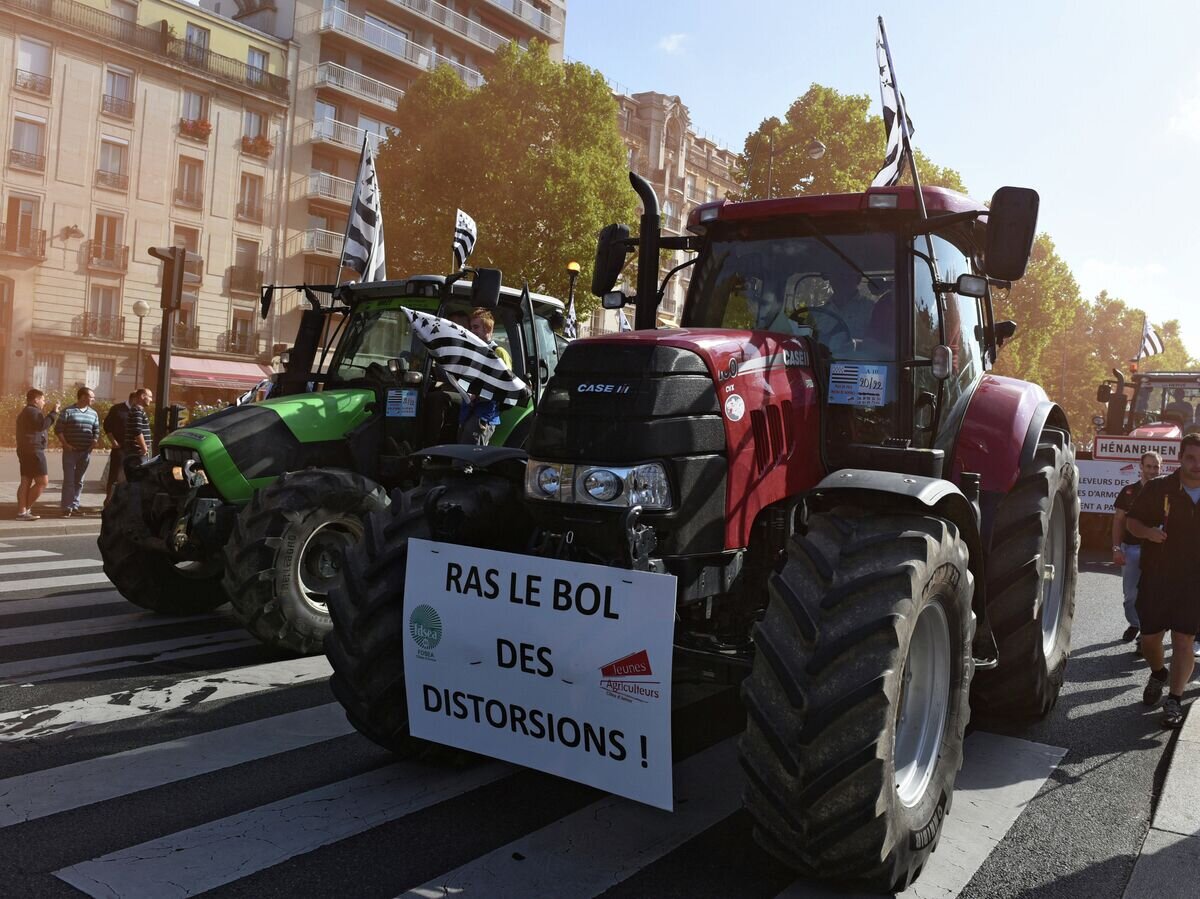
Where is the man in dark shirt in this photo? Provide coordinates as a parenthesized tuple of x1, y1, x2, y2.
(1112, 452, 1162, 643)
(103, 393, 134, 504)
(15, 388, 59, 521)
(125, 387, 154, 467)
(1127, 432, 1200, 728)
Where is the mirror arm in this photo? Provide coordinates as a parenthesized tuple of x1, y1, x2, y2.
(909, 210, 984, 234)
(657, 257, 698, 305)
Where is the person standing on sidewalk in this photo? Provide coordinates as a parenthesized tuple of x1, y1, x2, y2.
(54, 386, 100, 517)
(102, 393, 133, 504)
(1112, 452, 1162, 645)
(125, 387, 153, 467)
(15, 388, 59, 521)
(1127, 433, 1200, 728)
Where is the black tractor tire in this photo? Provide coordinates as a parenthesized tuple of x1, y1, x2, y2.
(739, 509, 975, 893)
(971, 427, 1079, 718)
(325, 475, 531, 756)
(222, 469, 389, 655)
(99, 480, 229, 615)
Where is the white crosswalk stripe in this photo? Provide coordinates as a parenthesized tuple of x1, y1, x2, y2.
(0, 571, 111, 594)
(0, 558, 103, 576)
(0, 608, 217, 649)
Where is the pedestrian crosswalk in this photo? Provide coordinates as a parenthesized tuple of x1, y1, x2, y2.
(0, 540, 1068, 898)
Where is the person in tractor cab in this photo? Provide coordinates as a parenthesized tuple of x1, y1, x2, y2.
(820, 266, 876, 338)
(1164, 388, 1194, 427)
(456, 308, 511, 446)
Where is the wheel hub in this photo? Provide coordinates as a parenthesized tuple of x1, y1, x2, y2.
(296, 519, 361, 613)
(1040, 496, 1068, 658)
(894, 601, 951, 808)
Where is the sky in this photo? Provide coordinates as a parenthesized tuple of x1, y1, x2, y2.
(564, 0, 1200, 355)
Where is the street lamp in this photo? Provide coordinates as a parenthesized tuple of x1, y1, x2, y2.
(132, 299, 150, 387)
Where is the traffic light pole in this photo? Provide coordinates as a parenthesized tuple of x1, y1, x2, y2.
(148, 245, 186, 448)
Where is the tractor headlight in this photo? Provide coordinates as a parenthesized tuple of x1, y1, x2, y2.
(527, 462, 573, 502)
(624, 463, 672, 509)
(583, 469, 622, 502)
(527, 460, 672, 510)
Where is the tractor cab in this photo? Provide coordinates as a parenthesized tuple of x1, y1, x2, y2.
(1097, 370, 1200, 437)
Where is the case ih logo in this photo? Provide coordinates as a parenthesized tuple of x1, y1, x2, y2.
(599, 649, 661, 703)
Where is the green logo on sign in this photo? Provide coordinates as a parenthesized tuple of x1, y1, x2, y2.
(409, 604, 443, 651)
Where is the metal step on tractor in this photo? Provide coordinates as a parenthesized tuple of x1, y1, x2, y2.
(324, 173, 1077, 891)
(99, 271, 568, 654)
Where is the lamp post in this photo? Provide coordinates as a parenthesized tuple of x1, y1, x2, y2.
(132, 299, 150, 388)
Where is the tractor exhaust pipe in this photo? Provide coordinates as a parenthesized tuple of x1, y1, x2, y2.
(630, 172, 660, 331)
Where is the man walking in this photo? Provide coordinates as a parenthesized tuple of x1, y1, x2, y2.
(124, 387, 153, 467)
(1112, 452, 1162, 645)
(15, 388, 59, 521)
(103, 392, 133, 504)
(54, 386, 100, 516)
(1127, 433, 1200, 728)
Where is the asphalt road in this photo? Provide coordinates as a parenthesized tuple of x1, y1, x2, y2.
(0, 531, 1184, 898)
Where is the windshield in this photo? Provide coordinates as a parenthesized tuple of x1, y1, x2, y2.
(1133, 381, 1200, 427)
(685, 224, 897, 362)
(328, 304, 429, 384)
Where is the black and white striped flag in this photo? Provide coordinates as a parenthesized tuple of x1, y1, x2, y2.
(1138, 319, 1165, 359)
(340, 140, 386, 282)
(564, 293, 577, 339)
(403, 307, 530, 408)
(452, 209, 477, 271)
(870, 17, 915, 189)
(618, 308, 631, 332)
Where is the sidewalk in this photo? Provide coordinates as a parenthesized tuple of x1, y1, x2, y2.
(1123, 703, 1200, 897)
(1, 447, 108, 534)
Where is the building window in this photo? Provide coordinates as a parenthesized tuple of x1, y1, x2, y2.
(111, 0, 136, 22)
(238, 172, 264, 223)
(175, 156, 204, 208)
(229, 310, 256, 354)
(10, 116, 46, 171)
(97, 138, 129, 190)
(247, 47, 268, 85)
(305, 261, 335, 283)
(182, 90, 207, 123)
(685, 175, 696, 202)
(706, 183, 718, 203)
(86, 285, 123, 340)
(15, 37, 51, 95)
(173, 225, 200, 253)
(231, 238, 260, 294)
(90, 212, 125, 268)
(33, 352, 63, 392)
(86, 357, 116, 399)
(243, 108, 264, 139)
(103, 66, 135, 119)
(184, 24, 210, 65)
(4, 194, 44, 257)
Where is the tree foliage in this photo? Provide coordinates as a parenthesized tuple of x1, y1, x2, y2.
(375, 41, 636, 316)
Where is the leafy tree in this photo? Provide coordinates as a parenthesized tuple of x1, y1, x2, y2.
(375, 41, 637, 317)
(733, 84, 965, 200)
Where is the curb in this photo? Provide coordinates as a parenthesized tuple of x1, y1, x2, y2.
(1122, 704, 1200, 898)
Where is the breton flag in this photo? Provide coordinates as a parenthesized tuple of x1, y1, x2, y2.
(403, 307, 530, 408)
(564, 294, 578, 339)
(870, 17, 915, 188)
(618, 308, 632, 332)
(1138, 319, 1165, 359)
(340, 139, 386, 282)
(452, 209, 477, 270)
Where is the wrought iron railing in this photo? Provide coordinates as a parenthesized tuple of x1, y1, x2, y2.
(96, 170, 129, 191)
(0, 223, 47, 258)
(228, 265, 262, 294)
(220, 329, 260, 355)
(14, 68, 51, 94)
(9, 149, 45, 171)
(236, 201, 263, 223)
(156, 323, 200, 349)
(86, 241, 129, 270)
(77, 312, 126, 340)
(174, 187, 204, 209)
(102, 94, 135, 119)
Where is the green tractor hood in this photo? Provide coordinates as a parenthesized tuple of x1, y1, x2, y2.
(161, 389, 374, 503)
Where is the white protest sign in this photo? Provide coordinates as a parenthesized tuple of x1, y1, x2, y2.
(403, 538, 678, 810)
(1092, 435, 1180, 462)
(1077, 457, 1178, 514)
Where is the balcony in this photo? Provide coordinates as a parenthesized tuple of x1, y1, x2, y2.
(0, 223, 47, 258)
(290, 229, 342, 258)
(154, 322, 200, 349)
(102, 94, 135, 120)
(228, 265, 262, 294)
(75, 312, 126, 341)
(307, 8, 484, 88)
(0, 0, 289, 98)
(480, 0, 561, 39)
(179, 118, 212, 142)
(236, 201, 264, 223)
(305, 118, 382, 153)
(96, 169, 129, 191)
(305, 171, 355, 206)
(314, 61, 402, 112)
(86, 241, 129, 271)
(219, 329, 261, 356)
(386, 0, 519, 54)
(174, 187, 204, 209)
(9, 149, 45, 172)
(14, 68, 51, 95)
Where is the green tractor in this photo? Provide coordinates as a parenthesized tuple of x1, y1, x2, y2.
(99, 271, 567, 654)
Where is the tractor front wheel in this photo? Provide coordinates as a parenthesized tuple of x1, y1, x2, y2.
(739, 509, 974, 893)
(99, 480, 229, 615)
(223, 469, 389, 655)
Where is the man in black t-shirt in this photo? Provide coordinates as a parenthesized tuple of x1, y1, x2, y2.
(1112, 452, 1162, 644)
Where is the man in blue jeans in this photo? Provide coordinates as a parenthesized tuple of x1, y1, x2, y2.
(1113, 451, 1162, 647)
(54, 386, 100, 517)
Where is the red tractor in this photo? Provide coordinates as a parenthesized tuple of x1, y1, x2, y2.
(325, 174, 1076, 892)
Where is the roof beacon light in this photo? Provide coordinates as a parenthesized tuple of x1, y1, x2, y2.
(867, 193, 899, 209)
(699, 206, 721, 223)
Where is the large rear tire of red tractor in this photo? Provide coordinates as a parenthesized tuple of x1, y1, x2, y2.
(324, 475, 532, 756)
(99, 480, 230, 615)
(739, 509, 975, 893)
(971, 428, 1078, 718)
(222, 469, 389, 655)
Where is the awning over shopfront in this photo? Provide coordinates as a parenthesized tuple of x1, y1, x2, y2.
(149, 354, 274, 391)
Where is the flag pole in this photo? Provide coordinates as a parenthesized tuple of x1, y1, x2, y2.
(335, 137, 370, 289)
(521, 280, 541, 406)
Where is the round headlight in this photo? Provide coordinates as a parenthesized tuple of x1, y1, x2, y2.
(584, 469, 622, 502)
(535, 465, 560, 496)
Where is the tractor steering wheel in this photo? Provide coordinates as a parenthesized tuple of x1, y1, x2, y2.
(789, 304, 853, 345)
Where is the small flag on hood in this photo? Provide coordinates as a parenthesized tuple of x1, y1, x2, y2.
(453, 209, 477, 270)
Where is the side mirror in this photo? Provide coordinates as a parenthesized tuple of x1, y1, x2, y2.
(931, 345, 954, 381)
(591, 223, 631, 297)
(1096, 383, 1112, 403)
(1092, 415, 1105, 428)
(985, 187, 1039, 281)
(955, 273, 988, 298)
(471, 267, 502, 309)
(995, 319, 1017, 348)
(602, 290, 628, 310)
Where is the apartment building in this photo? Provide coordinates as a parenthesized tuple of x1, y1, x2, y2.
(588, 90, 740, 334)
(0, 0, 290, 401)
(212, 0, 567, 335)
